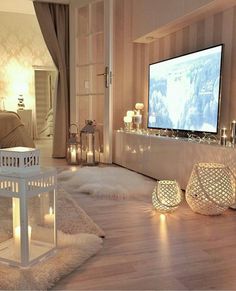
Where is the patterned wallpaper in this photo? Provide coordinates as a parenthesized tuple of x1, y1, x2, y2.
(0, 12, 54, 112)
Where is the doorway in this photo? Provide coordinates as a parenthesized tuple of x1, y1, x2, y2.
(34, 67, 57, 140)
(70, 0, 113, 163)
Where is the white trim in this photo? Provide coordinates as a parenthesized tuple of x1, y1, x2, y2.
(103, 0, 113, 164)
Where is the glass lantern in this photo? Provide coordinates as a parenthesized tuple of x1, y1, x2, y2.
(0, 148, 57, 268)
(67, 124, 80, 165)
(80, 120, 100, 166)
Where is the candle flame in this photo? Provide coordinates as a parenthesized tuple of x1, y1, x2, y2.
(49, 207, 53, 215)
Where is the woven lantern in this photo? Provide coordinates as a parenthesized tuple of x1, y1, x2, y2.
(186, 163, 235, 215)
(152, 180, 183, 213)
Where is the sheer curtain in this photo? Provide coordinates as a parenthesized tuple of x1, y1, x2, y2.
(33, 2, 69, 158)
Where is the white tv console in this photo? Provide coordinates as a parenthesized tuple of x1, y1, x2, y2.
(113, 130, 236, 190)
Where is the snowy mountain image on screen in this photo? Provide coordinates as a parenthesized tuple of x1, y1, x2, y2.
(148, 45, 222, 133)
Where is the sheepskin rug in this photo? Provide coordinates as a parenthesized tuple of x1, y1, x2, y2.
(58, 166, 156, 201)
(0, 231, 102, 290)
(0, 189, 104, 290)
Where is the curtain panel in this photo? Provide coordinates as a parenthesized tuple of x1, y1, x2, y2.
(33, 2, 70, 158)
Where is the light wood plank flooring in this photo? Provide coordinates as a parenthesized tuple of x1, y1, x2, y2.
(37, 139, 236, 290)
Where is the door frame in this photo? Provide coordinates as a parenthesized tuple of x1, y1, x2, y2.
(69, 0, 113, 164)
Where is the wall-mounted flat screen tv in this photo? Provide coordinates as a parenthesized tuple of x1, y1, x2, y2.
(148, 44, 223, 134)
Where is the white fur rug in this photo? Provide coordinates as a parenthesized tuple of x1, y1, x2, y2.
(58, 166, 156, 201)
(0, 231, 102, 290)
(0, 189, 104, 290)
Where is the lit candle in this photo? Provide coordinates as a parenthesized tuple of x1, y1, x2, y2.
(70, 147, 76, 163)
(87, 151, 94, 164)
(44, 207, 54, 225)
(88, 134, 93, 151)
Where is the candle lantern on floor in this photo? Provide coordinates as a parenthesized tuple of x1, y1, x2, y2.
(186, 163, 235, 215)
(80, 120, 100, 166)
(0, 147, 57, 267)
(67, 124, 80, 165)
(152, 180, 183, 213)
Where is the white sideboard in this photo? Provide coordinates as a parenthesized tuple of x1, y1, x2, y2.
(113, 130, 236, 190)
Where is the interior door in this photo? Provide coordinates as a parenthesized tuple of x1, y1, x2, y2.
(70, 0, 113, 163)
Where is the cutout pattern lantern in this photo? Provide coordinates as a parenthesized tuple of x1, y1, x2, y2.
(67, 124, 80, 165)
(0, 147, 57, 267)
(186, 163, 235, 215)
(80, 120, 100, 166)
(152, 180, 183, 213)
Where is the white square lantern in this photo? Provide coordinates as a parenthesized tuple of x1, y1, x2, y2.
(0, 147, 40, 173)
(0, 147, 57, 267)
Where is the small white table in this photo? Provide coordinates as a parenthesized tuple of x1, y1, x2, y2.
(17, 109, 33, 139)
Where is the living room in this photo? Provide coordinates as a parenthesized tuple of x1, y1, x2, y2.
(0, 0, 236, 290)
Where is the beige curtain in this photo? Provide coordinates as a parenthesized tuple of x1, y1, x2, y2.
(33, 2, 69, 158)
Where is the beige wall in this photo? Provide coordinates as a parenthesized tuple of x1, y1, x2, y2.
(113, 1, 236, 131)
(0, 12, 53, 113)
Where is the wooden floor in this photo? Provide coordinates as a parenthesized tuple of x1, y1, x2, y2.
(37, 140, 236, 290)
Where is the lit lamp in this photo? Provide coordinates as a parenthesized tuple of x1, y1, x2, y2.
(80, 120, 100, 166)
(0, 147, 57, 267)
(152, 180, 183, 213)
(134, 103, 144, 131)
(67, 124, 80, 165)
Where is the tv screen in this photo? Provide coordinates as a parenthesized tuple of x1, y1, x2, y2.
(148, 44, 223, 134)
